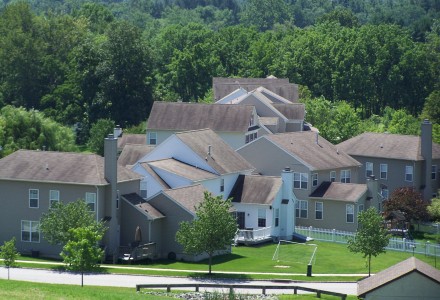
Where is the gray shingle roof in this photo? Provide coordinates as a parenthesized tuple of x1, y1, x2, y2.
(117, 134, 146, 149)
(162, 184, 207, 214)
(175, 129, 255, 175)
(271, 103, 305, 120)
(137, 162, 171, 189)
(118, 144, 155, 167)
(266, 132, 361, 171)
(229, 175, 282, 204)
(147, 158, 217, 181)
(337, 132, 440, 161)
(309, 182, 367, 202)
(0, 150, 141, 185)
(122, 193, 164, 219)
(358, 257, 440, 297)
(147, 101, 255, 132)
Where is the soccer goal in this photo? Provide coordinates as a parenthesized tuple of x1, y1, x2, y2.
(272, 240, 318, 267)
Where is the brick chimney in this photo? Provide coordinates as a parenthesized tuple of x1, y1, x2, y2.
(421, 119, 432, 201)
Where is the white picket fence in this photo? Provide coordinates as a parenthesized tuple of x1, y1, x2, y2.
(295, 226, 440, 258)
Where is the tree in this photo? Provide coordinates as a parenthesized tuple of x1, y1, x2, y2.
(175, 191, 237, 274)
(347, 207, 390, 276)
(239, 0, 293, 31)
(383, 187, 429, 227)
(86, 119, 115, 156)
(0, 237, 19, 280)
(61, 226, 105, 287)
(40, 200, 106, 246)
(428, 197, 440, 222)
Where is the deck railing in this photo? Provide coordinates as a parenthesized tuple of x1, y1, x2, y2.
(234, 227, 272, 243)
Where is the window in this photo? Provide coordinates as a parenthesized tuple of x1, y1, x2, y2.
(341, 170, 351, 183)
(432, 165, 437, 180)
(258, 209, 266, 227)
(274, 208, 279, 227)
(330, 171, 336, 182)
(312, 173, 318, 187)
(245, 132, 258, 144)
(346, 204, 354, 223)
(85, 192, 96, 212)
(380, 164, 388, 180)
(148, 132, 157, 145)
(315, 202, 323, 220)
(358, 204, 364, 213)
(381, 188, 389, 199)
(49, 190, 59, 207)
(220, 178, 225, 192)
(21, 220, 40, 242)
(295, 200, 308, 218)
(366, 162, 373, 177)
(140, 180, 147, 199)
(293, 173, 308, 189)
(29, 189, 39, 208)
(405, 165, 413, 182)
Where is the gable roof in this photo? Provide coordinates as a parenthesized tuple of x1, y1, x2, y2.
(229, 175, 282, 205)
(213, 77, 299, 102)
(147, 101, 255, 133)
(118, 144, 155, 167)
(117, 134, 146, 149)
(137, 162, 171, 190)
(162, 184, 207, 214)
(337, 132, 440, 161)
(122, 193, 164, 220)
(147, 158, 217, 181)
(271, 103, 305, 120)
(358, 257, 440, 297)
(309, 182, 367, 202)
(0, 150, 141, 185)
(175, 129, 255, 175)
(265, 132, 361, 171)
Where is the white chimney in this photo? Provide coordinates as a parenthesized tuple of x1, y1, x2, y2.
(113, 125, 122, 138)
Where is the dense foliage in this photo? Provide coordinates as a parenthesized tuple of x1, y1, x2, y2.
(0, 1, 439, 150)
(383, 187, 430, 224)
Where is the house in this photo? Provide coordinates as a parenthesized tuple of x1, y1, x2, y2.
(146, 101, 270, 149)
(0, 135, 142, 258)
(237, 131, 380, 232)
(337, 120, 440, 201)
(216, 86, 306, 133)
(118, 144, 154, 168)
(357, 257, 440, 299)
(213, 76, 299, 103)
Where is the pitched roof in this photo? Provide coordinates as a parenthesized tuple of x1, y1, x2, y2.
(175, 129, 255, 175)
(358, 257, 440, 297)
(0, 150, 141, 185)
(337, 132, 440, 161)
(122, 193, 164, 219)
(229, 175, 282, 205)
(117, 134, 146, 149)
(213, 77, 299, 102)
(137, 162, 171, 189)
(147, 158, 217, 181)
(271, 103, 305, 120)
(147, 101, 255, 132)
(266, 132, 361, 171)
(118, 144, 155, 167)
(162, 184, 207, 214)
(309, 182, 367, 202)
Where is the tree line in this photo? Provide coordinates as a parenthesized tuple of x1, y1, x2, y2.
(0, 1, 439, 153)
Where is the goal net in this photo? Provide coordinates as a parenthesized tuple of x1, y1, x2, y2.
(272, 240, 318, 266)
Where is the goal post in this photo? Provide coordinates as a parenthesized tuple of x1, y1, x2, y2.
(272, 240, 318, 275)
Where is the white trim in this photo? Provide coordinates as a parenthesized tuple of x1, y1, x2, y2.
(29, 189, 39, 209)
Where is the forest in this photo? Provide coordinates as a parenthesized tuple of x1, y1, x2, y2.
(0, 0, 439, 156)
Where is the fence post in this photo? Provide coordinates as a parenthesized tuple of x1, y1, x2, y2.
(403, 238, 406, 251)
(309, 226, 312, 238)
(332, 229, 336, 242)
(426, 241, 430, 257)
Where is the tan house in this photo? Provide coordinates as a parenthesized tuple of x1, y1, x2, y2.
(146, 101, 270, 149)
(237, 131, 380, 231)
(337, 120, 440, 201)
(358, 257, 440, 299)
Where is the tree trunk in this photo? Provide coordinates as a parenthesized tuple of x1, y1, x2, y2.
(368, 255, 371, 277)
(208, 254, 212, 275)
(7, 267, 10, 280)
(81, 271, 84, 287)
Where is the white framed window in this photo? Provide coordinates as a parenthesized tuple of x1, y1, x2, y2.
(366, 162, 373, 177)
(330, 171, 336, 182)
(380, 164, 388, 180)
(432, 165, 437, 180)
(381, 184, 389, 199)
(245, 132, 257, 144)
(346, 204, 354, 223)
(85, 192, 96, 212)
(258, 209, 266, 227)
(274, 208, 279, 227)
(312, 173, 318, 187)
(293, 173, 308, 189)
(358, 204, 364, 213)
(21, 220, 40, 242)
(148, 132, 157, 145)
(405, 165, 413, 182)
(220, 178, 225, 192)
(140, 179, 147, 199)
(29, 189, 39, 208)
(341, 170, 351, 183)
(295, 200, 308, 219)
(315, 202, 323, 220)
(49, 190, 60, 207)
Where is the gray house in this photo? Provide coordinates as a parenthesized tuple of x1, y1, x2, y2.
(0, 135, 142, 258)
(338, 120, 440, 201)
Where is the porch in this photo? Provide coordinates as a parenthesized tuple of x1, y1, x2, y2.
(234, 227, 273, 245)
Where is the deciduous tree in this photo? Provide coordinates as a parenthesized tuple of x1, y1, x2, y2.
(383, 187, 429, 225)
(0, 237, 19, 280)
